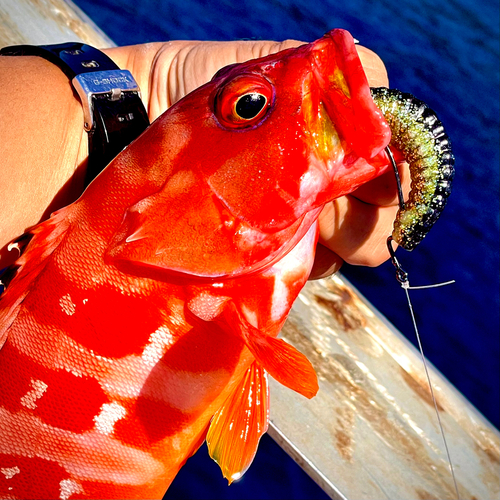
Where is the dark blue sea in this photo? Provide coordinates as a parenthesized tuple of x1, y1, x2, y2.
(72, 0, 499, 498)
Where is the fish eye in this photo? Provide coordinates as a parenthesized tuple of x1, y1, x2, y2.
(214, 75, 274, 129)
(235, 93, 268, 120)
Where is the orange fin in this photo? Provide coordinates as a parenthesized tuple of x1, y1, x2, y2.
(207, 361, 269, 484)
(0, 206, 72, 347)
(242, 322, 318, 399)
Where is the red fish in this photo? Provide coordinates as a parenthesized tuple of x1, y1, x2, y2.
(0, 29, 392, 499)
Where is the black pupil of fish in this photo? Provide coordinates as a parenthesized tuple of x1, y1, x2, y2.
(235, 93, 267, 119)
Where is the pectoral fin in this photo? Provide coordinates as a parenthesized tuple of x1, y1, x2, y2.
(207, 361, 269, 484)
(241, 321, 319, 399)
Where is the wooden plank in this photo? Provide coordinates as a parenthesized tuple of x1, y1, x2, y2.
(0, 0, 113, 48)
(269, 276, 500, 499)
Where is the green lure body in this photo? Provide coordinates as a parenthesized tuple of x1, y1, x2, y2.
(371, 87, 455, 250)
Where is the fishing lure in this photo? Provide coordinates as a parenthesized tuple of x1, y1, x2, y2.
(371, 88, 459, 497)
(371, 87, 454, 250)
(0, 29, 454, 500)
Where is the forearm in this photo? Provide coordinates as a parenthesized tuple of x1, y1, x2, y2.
(0, 42, 187, 256)
(0, 56, 86, 250)
(0, 45, 161, 256)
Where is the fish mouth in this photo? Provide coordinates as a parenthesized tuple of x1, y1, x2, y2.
(310, 29, 391, 161)
(297, 29, 392, 207)
(309, 30, 454, 251)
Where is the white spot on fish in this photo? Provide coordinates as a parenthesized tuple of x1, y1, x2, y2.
(240, 305, 258, 329)
(1, 466, 20, 479)
(94, 402, 126, 435)
(82, 298, 88, 305)
(20, 379, 48, 410)
(270, 275, 289, 322)
(187, 293, 228, 321)
(7, 241, 21, 255)
(142, 326, 175, 366)
(298, 165, 326, 204)
(59, 479, 84, 500)
(59, 294, 76, 315)
(170, 436, 182, 451)
(0, 406, 165, 485)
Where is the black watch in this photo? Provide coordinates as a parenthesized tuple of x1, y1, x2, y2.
(0, 42, 150, 186)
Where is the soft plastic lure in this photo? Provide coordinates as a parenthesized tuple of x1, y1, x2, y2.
(372, 87, 459, 497)
(371, 87, 455, 250)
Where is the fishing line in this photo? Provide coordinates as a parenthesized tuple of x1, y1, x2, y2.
(387, 237, 460, 499)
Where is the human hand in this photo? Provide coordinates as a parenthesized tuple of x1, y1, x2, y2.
(0, 39, 405, 277)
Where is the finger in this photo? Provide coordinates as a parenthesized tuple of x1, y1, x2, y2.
(356, 46, 389, 88)
(165, 41, 385, 105)
(309, 243, 343, 280)
(117, 39, 388, 121)
(318, 196, 398, 267)
(351, 160, 411, 207)
(159, 40, 305, 111)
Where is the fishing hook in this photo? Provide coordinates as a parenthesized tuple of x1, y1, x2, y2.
(387, 236, 408, 285)
(386, 145, 406, 212)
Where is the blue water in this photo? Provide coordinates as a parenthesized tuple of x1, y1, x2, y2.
(72, 0, 499, 497)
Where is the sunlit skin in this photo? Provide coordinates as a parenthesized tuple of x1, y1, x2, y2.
(0, 30, 405, 499)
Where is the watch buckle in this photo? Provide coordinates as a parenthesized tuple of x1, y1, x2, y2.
(72, 70, 142, 131)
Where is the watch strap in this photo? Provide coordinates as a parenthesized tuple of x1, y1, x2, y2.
(0, 42, 120, 78)
(88, 92, 149, 182)
(0, 42, 150, 186)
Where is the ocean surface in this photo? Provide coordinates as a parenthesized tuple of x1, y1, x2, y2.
(72, 0, 499, 498)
